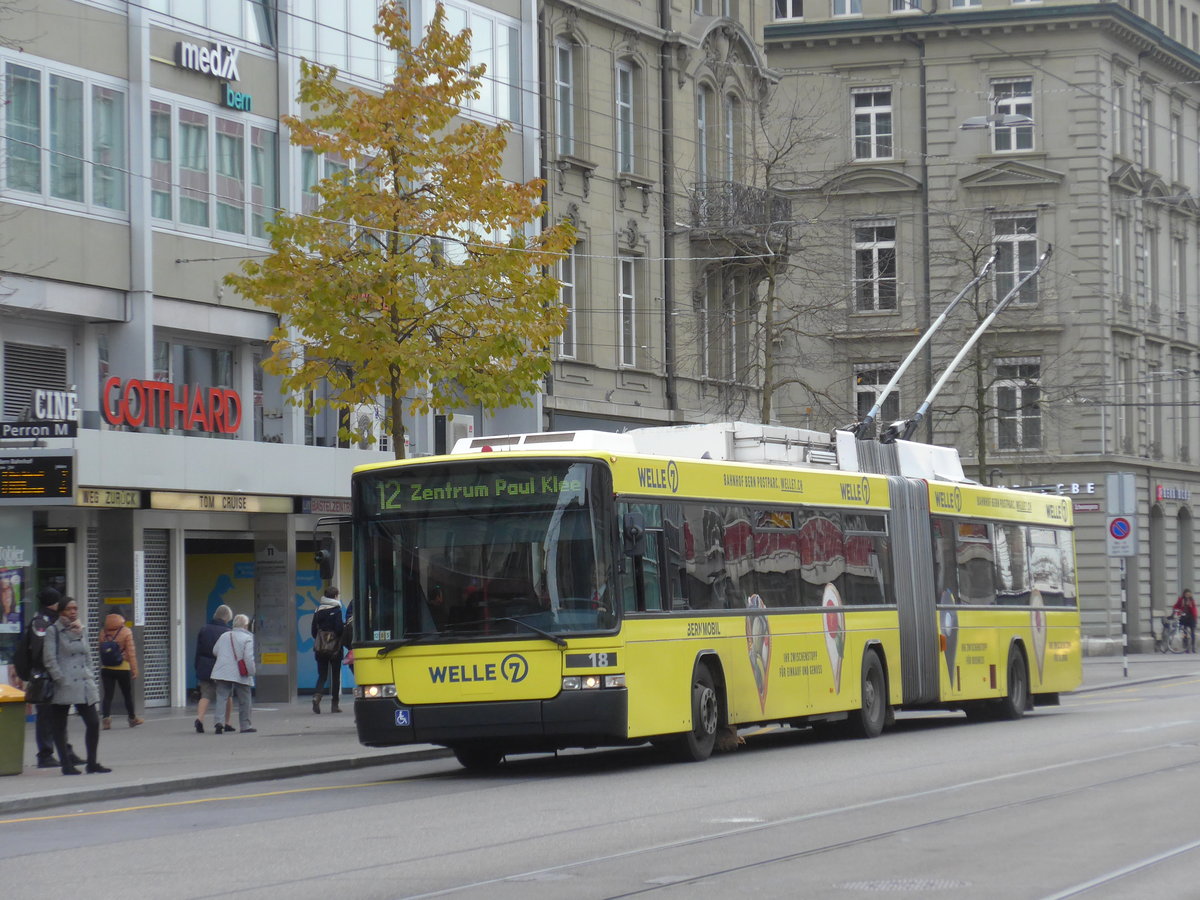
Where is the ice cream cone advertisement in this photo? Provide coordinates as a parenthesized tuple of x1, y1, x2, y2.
(745, 593, 771, 712)
(1030, 589, 1047, 683)
(822, 583, 846, 694)
(940, 590, 958, 680)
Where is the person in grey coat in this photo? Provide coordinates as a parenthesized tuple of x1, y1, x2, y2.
(42, 597, 111, 775)
(211, 613, 257, 733)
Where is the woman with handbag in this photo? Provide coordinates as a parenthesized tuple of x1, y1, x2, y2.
(211, 613, 256, 733)
(41, 597, 112, 775)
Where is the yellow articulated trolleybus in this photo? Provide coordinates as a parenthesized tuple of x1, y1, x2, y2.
(348, 421, 1082, 770)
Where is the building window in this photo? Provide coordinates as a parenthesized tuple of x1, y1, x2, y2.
(833, 0, 862, 15)
(774, 0, 803, 18)
(723, 95, 741, 181)
(290, 0, 397, 82)
(950, 0, 981, 7)
(151, 97, 277, 240)
(555, 41, 574, 156)
(1113, 82, 1126, 156)
(559, 248, 576, 359)
(1140, 97, 1154, 167)
(619, 256, 637, 367)
(152, 338, 236, 439)
(992, 78, 1033, 152)
(1117, 354, 1133, 452)
(695, 280, 710, 378)
(1114, 213, 1130, 304)
(616, 61, 635, 173)
(993, 214, 1038, 304)
(891, 0, 922, 12)
(1145, 226, 1160, 314)
(3, 59, 128, 215)
(855, 366, 900, 435)
(697, 86, 713, 179)
(852, 88, 892, 160)
(433, 2, 520, 122)
(1172, 236, 1186, 323)
(145, 0, 275, 47)
(853, 221, 897, 311)
(995, 360, 1041, 450)
(1171, 113, 1183, 182)
(300, 148, 347, 216)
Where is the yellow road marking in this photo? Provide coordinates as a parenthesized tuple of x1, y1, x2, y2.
(0, 779, 396, 826)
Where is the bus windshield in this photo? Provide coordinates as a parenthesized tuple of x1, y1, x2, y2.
(354, 459, 617, 643)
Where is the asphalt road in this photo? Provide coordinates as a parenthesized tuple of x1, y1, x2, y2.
(2, 675, 1198, 899)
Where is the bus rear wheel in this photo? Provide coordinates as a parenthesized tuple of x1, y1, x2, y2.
(452, 745, 505, 771)
(995, 649, 1028, 720)
(671, 665, 720, 762)
(847, 651, 888, 739)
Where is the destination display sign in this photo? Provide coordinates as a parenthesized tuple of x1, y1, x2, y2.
(0, 453, 73, 502)
(360, 462, 595, 516)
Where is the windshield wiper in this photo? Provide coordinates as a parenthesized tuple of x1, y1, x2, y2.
(359, 634, 441, 656)
(447, 616, 568, 647)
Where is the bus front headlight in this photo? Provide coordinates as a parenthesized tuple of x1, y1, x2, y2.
(354, 684, 397, 699)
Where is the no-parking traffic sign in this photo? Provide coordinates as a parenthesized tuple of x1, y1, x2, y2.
(1106, 515, 1137, 557)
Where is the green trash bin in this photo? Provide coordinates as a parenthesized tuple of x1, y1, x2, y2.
(0, 684, 27, 775)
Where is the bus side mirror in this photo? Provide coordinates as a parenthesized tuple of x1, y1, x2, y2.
(314, 535, 335, 581)
(623, 512, 646, 558)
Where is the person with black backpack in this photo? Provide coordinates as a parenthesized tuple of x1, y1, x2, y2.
(98, 609, 144, 729)
(13, 588, 81, 769)
(311, 586, 345, 714)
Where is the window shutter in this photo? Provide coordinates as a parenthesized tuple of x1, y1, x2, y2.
(3, 343, 68, 418)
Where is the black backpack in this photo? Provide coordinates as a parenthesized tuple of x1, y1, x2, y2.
(99, 627, 125, 667)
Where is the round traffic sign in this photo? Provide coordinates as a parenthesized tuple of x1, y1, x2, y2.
(1109, 517, 1131, 540)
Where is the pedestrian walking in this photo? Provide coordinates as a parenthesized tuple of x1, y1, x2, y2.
(98, 610, 145, 729)
(1174, 589, 1198, 652)
(311, 586, 345, 714)
(14, 588, 81, 769)
(41, 597, 111, 775)
(211, 613, 256, 733)
(194, 604, 233, 733)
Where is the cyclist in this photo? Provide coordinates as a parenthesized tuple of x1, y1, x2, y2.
(1173, 589, 1197, 653)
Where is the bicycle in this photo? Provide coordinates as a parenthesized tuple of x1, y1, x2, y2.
(1158, 614, 1189, 654)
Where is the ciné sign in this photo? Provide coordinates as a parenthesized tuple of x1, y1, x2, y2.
(101, 378, 242, 434)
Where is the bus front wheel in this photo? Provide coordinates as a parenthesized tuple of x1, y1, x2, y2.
(672, 665, 720, 762)
(847, 651, 888, 739)
(453, 745, 505, 771)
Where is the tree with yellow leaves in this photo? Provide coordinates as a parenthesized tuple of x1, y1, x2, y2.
(227, 1, 573, 458)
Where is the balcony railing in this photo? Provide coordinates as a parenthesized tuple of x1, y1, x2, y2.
(690, 181, 792, 235)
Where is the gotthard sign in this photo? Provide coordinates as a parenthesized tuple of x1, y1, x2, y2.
(101, 377, 241, 434)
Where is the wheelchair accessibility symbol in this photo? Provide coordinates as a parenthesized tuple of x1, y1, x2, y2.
(395, 709, 411, 726)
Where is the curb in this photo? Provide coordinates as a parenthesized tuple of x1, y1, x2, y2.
(0, 746, 453, 817)
(1070, 671, 1200, 694)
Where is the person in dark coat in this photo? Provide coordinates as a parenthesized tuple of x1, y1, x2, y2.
(311, 586, 345, 714)
(42, 597, 110, 775)
(193, 604, 233, 733)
